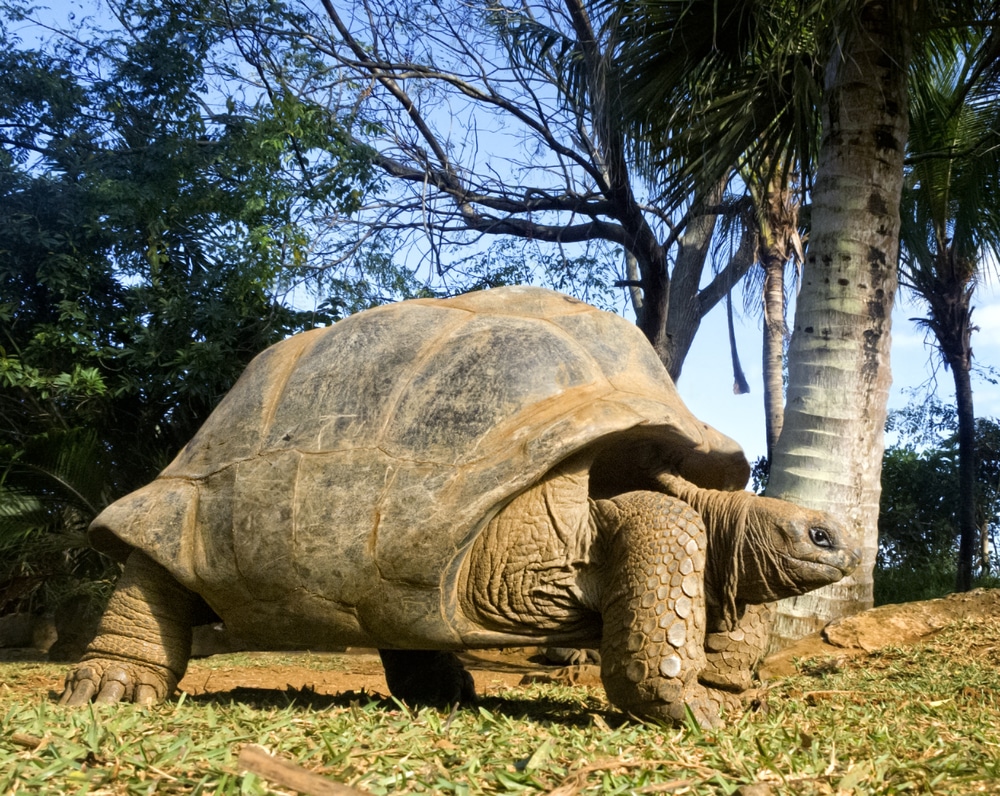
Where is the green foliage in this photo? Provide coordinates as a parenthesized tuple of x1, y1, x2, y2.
(750, 455, 770, 494)
(0, 430, 118, 615)
(604, 0, 838, 205)
(0, 0, 381, 616)
(875, 399, 1000, 603)
(900, 24, 1000, 292)
(874, 565, 1000, 606)
(878, 445, 959, 571)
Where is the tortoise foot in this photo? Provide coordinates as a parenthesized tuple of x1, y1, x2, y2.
(621, 679, 740, 729)
(59, 657, 174, 706)
(379, 650, 476, 708)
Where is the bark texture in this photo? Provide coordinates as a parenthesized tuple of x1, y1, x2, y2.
(767, 0, 911, 648)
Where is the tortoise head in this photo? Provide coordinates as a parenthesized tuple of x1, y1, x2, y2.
(737, 496, 861, 604)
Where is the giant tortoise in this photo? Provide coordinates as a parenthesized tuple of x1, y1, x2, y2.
(60, 286, 859, 726)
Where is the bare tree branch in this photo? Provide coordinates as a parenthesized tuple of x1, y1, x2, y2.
(214, 0, 762, 376)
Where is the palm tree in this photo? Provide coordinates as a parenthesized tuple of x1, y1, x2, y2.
(898, 26, 1000, 591)
(607, 0, 826, 463)
(608, 0, 906, 642)
(763, 0, 911, 644)
(608, 0, 1000, 645)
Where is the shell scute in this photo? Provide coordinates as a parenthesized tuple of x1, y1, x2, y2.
(266, 303, 465, 454)
(382, 314, 598, 465)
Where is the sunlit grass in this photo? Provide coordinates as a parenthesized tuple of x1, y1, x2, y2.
(3, 619, 1000, 794)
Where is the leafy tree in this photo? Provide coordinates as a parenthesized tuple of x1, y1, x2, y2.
(877, 402, 1000, 603)
(0, 0, 378, 616)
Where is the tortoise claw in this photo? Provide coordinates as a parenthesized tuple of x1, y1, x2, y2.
(94, 667, 129, 704)
(134, 683, 159, 705)
(59, 671, 97, 706)
(59, 658, 172, 706)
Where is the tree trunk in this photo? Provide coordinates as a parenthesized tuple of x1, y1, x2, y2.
(952, 354, 978, 591)
(926, 256, 978, 592)
(761, 250, 785, 462)
(761, 247, 787, 462)
(664, 181, 761, 383)
(662, 185, 722, 381)
(754, 169, 800, 464)
(766, 0, 911, 648)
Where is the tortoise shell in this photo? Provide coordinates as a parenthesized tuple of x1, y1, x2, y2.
(90, 286, 749, 649)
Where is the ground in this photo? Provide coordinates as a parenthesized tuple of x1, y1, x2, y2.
(3, 589, 998, 703)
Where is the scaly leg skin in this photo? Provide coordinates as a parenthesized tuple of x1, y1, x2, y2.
(702, 602, 773, 693)
(60, 551, 197, 706)
(378, 649, 477, 708)
(596, 492, 741, 728)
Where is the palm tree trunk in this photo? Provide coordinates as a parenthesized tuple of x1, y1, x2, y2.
(766, 0, 911, 648)
(952, 355, 978, 591)
(930, 275, 978, 591)
(761, 247, 786, 462)
(752, 168, 800, 465)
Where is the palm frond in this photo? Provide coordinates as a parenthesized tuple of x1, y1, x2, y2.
(601, 0, 845, 210)
(902, 20, 1000, 291)
(0, 428, 109, 523)
(486, 6, 591, 112)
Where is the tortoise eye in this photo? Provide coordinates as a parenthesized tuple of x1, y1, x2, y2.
(809, 527, 833, 549)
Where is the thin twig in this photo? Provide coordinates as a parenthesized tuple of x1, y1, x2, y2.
(238, 744, 369, 796)
(10, 733, 45, 749)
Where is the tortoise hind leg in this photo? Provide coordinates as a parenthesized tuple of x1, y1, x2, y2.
(378, 649, 476, 708)
(60, 550, 199, 706)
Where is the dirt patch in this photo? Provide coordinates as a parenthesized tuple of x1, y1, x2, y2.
(3, 647, 587, 704)
(178, 648, 559, 701)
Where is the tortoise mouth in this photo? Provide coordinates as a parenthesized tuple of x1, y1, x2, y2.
(781, 555, 854, 588)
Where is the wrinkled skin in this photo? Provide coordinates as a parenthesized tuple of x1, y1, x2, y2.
(60, 552, 195, 706)
(458, 467, 857, 726)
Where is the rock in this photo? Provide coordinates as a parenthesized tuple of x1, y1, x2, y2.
(760, 589, 1000, 680)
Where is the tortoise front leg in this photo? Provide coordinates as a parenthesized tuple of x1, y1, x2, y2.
(595, 492, 740, 728)
(60, 551, 197, 706)
(702, 602, 773, 692)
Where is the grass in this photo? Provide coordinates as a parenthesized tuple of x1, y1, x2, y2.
(190, 651, 351, 672)
(3, 619, 1000, 795)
